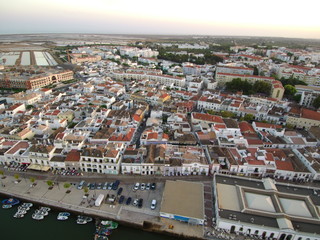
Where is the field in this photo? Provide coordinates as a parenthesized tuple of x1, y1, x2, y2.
(0, 51, 57, 66)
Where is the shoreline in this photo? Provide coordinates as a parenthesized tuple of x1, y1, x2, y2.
(0, 190, 206, 240)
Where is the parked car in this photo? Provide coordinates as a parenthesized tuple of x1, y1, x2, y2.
(77, 180, 85, 190)
(112, 180, 120, 190)
(151, 182, 156, 190)
(119, 195, 125, 204)
(151, 199, 157, 210)
(126, 197, 132, 205)
(133, 182, 140, 191)
(107, 182, 113, 190)
(117, 187, 123, 195)
(89, 183, 96, 190)
(133, 199, 139, 206)
(138, 198, 143, 208)
(146, 183, 150, 190)
(96, 183, 102, 190)
(103, 182, 108, 190)
(140, 183, 145, 190)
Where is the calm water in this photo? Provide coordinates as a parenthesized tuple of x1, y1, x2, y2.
(0, 197, 178, 240)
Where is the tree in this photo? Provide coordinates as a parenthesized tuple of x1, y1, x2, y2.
(0, 170, 4, 179)
(253, 67, 259, 76)
(253, 81, 271, 95)
(46, 180, 54, 187)
(14, 174, 20, 181)
(83, 186, 89, 195)
(100, 105, 107, 109)
(29, 177, 35, 183)
(243, 114, 255, 122)
(64, 183, 71, 189)
(284, 85, 297, 99)
(221, 111, 236, 118)
(313, 95, 320, 109)
(26, 105, 34, 110)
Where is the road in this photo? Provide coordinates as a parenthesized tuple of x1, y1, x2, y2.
(0, 166, 212, 185)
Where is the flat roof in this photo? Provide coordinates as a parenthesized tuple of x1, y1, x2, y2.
(215, 174, 320, 234)
(160, 180, 204, 220)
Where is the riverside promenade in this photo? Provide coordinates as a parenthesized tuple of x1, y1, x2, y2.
(0, 174, 206, 240)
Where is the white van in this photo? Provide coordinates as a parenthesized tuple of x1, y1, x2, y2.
(151, 199, 157, 210)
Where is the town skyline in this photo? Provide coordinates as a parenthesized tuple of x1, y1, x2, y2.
(1, 0, 320, 39)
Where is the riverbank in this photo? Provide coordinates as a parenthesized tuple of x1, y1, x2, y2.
(0, 175, 208, 240)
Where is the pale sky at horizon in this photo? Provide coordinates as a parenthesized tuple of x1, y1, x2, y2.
(1, 0, 320, 39)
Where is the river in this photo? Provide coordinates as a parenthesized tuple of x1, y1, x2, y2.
(0, 196, 178, 240)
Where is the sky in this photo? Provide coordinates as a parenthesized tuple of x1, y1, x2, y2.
(1, 0, 320, 39)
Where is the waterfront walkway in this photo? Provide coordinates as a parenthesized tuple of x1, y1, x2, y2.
(0, 174, 206, 239)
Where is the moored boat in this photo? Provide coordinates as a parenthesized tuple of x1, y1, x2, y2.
(100, 220, 118, 230)
(57, 212, 70, 221)
(32, 213, 44, 220)
(21, 203, 33, 208)
(76, 215, 92, 224)
(2, 198, 20, 208)
(2, 204, 12, 209)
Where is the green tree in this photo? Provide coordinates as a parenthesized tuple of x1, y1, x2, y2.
(244, 114, 255, 122)
(63, 183, 71, 189)
(253, 81, 271, 95)
(100, 105, 107, 109)
(221, 111, 236, 118)
(26, 105, 34, 110)
(313, 95, 320, 109)
(29, 177, 35, 183)
(83, 186, 89, 195)
(253, 67, 259, 75)
(284, 84, 297, 96)
(14, 174, 20, 181)
(0, 170, 4, 178)
(46, 180, 54, 187)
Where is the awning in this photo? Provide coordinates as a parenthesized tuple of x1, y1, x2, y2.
(27, 164, 51, 172)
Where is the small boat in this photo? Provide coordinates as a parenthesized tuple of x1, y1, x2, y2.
(40, 207, 51, 212)
(100, 220, 118, 230)
(76, 215, 92, 225)
(14, 213, 24, 218)
(2, 198, 20, 208)
(21, 203, 33, 208)
(57, 212, 70, 221)
(2, 204, 12, 209)
(36, 210, 48, 216)
(16, 209, 27, 215)
(94, 234, 109, 240)
(18, 206, 30, 211)
(32, 213, 44, 220)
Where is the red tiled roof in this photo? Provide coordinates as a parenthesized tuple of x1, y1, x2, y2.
(192, 113, 224, 123)
(65, 150, 80, 162)
(275, 160, 294, 171)
(247, 139, 264, 146)
(255, 122, 283, 129)
(239, 122, 255, 133)
(301, 108, 320, 121)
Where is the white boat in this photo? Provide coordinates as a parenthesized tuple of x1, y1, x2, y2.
(32, 213, 44, 220)
(76, 215, 92, 224)
(22, 203, 33, 208)
(2, 204, 12, 209)
(57, 212, 70, 221)
(18, 206, 30, 211)
(16, 209, 27, 215)
(36, 210, 48, 216)
(40, 207, 51, 212)
(14, 213, 24, 218)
